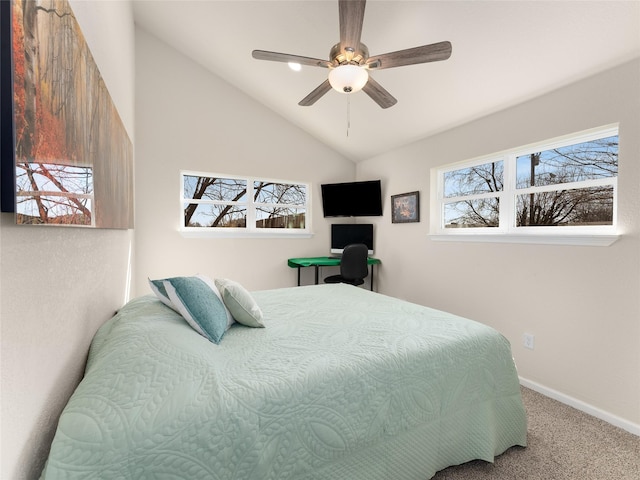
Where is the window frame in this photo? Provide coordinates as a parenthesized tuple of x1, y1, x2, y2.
(179, 170, 312, 238)
(430, 125, 620, 246)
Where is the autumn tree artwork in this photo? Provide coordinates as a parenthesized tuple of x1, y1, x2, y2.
(11, 0, 133, 228)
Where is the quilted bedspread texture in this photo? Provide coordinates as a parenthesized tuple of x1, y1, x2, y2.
(40, 284, 527, 479)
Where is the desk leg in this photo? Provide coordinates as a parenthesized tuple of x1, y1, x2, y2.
(297, 267, 301, 286)
(314, 266, 319, 285)
(370, 265, 374, 291)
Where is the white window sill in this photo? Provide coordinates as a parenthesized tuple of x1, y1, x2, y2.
(179, 228, 313, 239)
(429, 233, 620, 247)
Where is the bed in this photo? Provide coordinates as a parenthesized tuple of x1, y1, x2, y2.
(40, 282, 527, 479)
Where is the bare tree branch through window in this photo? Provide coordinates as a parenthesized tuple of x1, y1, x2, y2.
(439, 129, 618, 231)
(182, 174, 308, 230)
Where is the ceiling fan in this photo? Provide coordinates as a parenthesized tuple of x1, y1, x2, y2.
(252, 0, 452, 109)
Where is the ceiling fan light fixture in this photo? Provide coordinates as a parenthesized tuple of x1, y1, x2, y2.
(328, 65, 369, 94)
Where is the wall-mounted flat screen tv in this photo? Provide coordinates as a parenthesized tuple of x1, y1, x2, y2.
(321, 180, 383, 217)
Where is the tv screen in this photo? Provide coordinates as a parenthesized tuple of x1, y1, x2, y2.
(331, 223, 374, 255)
(321, 180, 382, 217)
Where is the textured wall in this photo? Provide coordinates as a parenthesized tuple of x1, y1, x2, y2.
(0, 1, 135, 478)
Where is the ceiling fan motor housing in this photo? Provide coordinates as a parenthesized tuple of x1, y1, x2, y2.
(330, 43, 369, 66)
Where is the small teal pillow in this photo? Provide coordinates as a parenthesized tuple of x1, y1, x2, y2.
(214, 278, 265, 328)
(163, 276, 229, 344)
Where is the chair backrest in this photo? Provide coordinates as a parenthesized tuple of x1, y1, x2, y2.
(340, 243, 369, 281)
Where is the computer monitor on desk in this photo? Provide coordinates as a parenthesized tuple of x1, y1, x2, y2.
(331, 223, 374, 256)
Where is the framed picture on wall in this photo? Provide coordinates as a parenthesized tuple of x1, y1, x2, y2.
(391, 191, 420, 223)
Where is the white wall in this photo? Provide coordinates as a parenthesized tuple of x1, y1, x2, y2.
(133, 28, 355, 296)
(358, 60, 640, 431)
(0, 2, 135, 479)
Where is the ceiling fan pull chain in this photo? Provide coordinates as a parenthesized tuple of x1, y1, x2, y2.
(347, 95, 351, 137)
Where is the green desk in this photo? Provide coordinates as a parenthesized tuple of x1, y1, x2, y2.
(287, 256, 381, 291)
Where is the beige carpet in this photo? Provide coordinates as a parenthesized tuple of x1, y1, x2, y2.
(431, 387, 640, 480)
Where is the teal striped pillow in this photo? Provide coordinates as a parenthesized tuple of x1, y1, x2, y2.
(148, 278, 178, 311)
(163, 276, 229, 344)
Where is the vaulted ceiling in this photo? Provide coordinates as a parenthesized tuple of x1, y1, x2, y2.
(133, 0, 640, 162)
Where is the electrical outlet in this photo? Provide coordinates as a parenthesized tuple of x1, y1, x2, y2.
(523, 333, 535, 350)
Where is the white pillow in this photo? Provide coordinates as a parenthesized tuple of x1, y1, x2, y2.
(214, 278, 265, 328)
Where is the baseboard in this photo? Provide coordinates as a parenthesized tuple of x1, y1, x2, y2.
(519, 377, 640, 437)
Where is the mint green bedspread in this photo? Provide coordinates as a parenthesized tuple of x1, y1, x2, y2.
(40, 284, 527, 479)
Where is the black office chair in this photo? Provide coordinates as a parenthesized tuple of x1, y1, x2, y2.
(324, 243, 369, 287)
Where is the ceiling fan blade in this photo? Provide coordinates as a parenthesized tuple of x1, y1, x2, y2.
(339, 0, 366, 54)
(366, 41, 452, 70)
(363, 76, 397, 109)
(298, 80, 332, 106)
(252, 50, 331, 68)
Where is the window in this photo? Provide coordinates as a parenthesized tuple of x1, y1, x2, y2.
(181, 172, 311, 237)
(431, 125, 619, 245)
